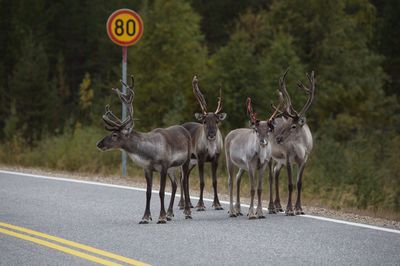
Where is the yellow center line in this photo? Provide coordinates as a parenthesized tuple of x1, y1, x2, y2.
(0, 222, 150, 266)
(0, 227, 121, 266)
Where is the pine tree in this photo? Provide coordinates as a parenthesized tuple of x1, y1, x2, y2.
(8, 33, 53, 145)
(208, 11, 306, 128)
(128, 0, 207, 130)
(268, 0, 396, 137)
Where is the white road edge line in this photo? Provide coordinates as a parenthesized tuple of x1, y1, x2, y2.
(1, 169, 399, 235)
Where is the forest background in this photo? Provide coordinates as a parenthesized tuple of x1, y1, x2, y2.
(0, 0, 399, 218)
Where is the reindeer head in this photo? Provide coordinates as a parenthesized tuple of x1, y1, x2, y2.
(96, 76, 135, 151)
(192, 76, 227, 140)
(274, 69, 315, 144)
(247, 97, 280, 147)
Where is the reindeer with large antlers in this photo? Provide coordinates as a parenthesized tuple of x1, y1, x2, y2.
(268, 70, 315, 215)
(96, 76, 193, 224)
(225, 97, 281, 219)
(178, 76, 227, 211)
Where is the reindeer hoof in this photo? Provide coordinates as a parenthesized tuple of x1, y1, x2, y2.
(275, 203, 284, 212)
(295, 210, 305, 215)
(248, 215, 257, 220)
(285, 210, 295, 216)
(212, 202, 224, 210)
(185, 215, 192, 219)
(157, 219, 167, 224)
(139, 220, 149, 224)
(268, 203, 277, 214)
(257, 213, 266, 219)
(229, 212, 237, 218)
(196, 206, 206, 211)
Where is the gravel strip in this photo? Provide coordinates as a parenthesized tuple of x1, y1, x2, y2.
(1, 165, 399, 230)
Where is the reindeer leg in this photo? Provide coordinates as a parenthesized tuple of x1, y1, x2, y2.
(227, 158, 236, 217)
(196, 159, 206, 211)
(178, 170, 185, 209)
(157, 169, 168, 224)
(235, 169, 244, 216)
(274, 164, 283, 212)
(140, 169, 153, 224)
(267, 161, 276, 214)
(286, 160, 294, 216)
(295, 163, 306, 215)
(211, 155, 223, 210)
(182, 161, 192, 219)
(167, 173, 177, 220)
(248, 167, 257, 220)
(178, 164, 195, 209)
(256, 164, 266, 219)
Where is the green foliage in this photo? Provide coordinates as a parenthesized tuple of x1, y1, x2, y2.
(307, 132, 400, 212)
(0, 126, 141, 175)
(373, 0, 400, 96)
(8, 32, 55, 144)
(129, 0, 207, 130)
(78, 72, 94, 124)
(208, 11, 306, 129)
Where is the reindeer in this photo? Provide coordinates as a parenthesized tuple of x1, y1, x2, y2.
(177, 76, 227, 211)
(96, 76, 193, 224)
(225, 97, 280, 219)
(268, 70, 315, 216)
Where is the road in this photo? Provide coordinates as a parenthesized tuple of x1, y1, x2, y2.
(1, 170, 399, 266)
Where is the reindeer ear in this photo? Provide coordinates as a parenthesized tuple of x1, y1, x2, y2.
(267, 119, 275, 132)
(298, 117, 306, 126)
(217, 113, 227, 121)
(195, 113, 205, 121)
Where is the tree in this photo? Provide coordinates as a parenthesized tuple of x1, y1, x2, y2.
(208, 11, 305, 129)
(78, 72, 94, 125)
(267, 0, 397, 137)
(8, 33, 54, 145)
(128, 0, 208, 130)
(372, 0, 400, 97)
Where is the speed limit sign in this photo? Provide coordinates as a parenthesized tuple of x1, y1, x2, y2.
(106, 9, 143, 46)
(106, 9, 143, 176)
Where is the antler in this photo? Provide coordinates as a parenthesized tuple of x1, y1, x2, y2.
(102, 75, 135, 132)
(192, 76, 207, 115)
(278, 69, 316, 119)
(215, 87, 222, 114)
(268, 91, 284, 122)
(102, 105, 122, 131)
(279, 68, 299, 118)
(297, 71, 315, 117)
(119, 75, 135, 119)
(247, 97, 258, 124)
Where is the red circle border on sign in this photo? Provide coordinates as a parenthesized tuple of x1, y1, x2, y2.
(106, 9, 144, 46)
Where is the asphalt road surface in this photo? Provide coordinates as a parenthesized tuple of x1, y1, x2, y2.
(1, 170, 399, 266)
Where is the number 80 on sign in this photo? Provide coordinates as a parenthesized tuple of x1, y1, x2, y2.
(106, 9, 143, 46)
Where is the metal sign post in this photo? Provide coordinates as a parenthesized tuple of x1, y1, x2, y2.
(121, 46, 128, 176)
(106, 9, 144, 176)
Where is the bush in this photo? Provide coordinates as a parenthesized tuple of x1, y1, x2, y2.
(0, 126, 140, 175)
